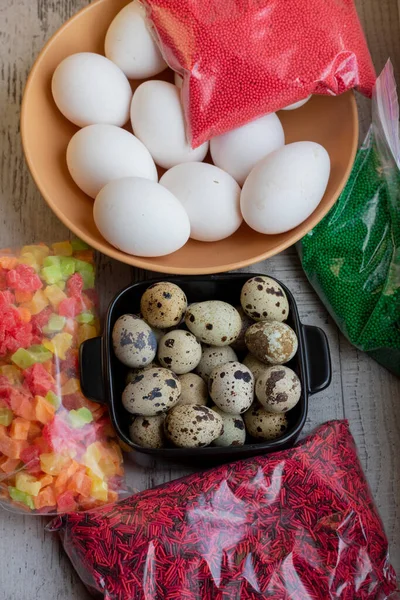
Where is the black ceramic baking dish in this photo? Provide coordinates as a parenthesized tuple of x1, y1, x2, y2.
(80, 274, 331, 464)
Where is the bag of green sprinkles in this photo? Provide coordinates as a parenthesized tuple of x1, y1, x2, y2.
(299, 61, 400, 376)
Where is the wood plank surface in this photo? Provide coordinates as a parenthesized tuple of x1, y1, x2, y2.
(0, 1, 399, 598)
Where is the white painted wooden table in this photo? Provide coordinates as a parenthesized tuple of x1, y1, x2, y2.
(0, 1, 399, 598)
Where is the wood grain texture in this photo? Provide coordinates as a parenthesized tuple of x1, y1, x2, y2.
(0, 1, 399, 598)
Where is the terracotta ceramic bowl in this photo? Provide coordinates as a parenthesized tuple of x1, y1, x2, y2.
(21, 0, 358, 275)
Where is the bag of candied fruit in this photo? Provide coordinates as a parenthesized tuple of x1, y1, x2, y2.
(0, 240, 126, 514)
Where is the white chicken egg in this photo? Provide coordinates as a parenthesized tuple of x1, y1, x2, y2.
(52, 53, 132, 127)
(281, 96, 312, 111)
(93, 177, 190, 257)
(160, 163, 242, 242)
(210, 114, 284, 186)
(105, 1, 167, 79)
(67, 125, 158, 198)
(240, 142, 331, 235)
(130, 81, 209, 169)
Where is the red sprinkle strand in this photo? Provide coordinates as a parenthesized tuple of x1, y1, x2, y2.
(143, 0, 376, 147)
(50, 422, 399, 600)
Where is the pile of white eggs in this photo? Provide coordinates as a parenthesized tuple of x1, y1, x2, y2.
(51, 0, 331, 258)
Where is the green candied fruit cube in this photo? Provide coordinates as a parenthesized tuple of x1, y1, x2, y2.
(45, 391, 61, 410)
(59, 257, 76, 280)
(43, 315, 66, 334)
(55, 281, 66, 291)
(8, 487, 35, 510)
(74, 259, 95, 289)
(68, 407, 93, 429)
(71, 238, 90, 252)
(41, 265, 63, 285)
(43, 256, 60, 268)
(11, 346, 53, 369)
(0, 408, 13, 426)
(76, 312, 94, 325)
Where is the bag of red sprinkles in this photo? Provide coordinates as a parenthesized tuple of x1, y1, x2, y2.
(49, 421, 399, 599)
(142, 0, 376, 147)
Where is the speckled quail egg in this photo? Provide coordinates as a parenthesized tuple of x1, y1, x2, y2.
(158, 330, 202, 374)
(209, 361, 254, 414)
(242, 353, 271, 380)
(195, 345, 238, 382)
(211, 407, 246, 447)
(126, 360, 159, 384)
(112, 314, 157, 368)
(240, 276, 289, 322)
(122, 367, 181, 416)
(244, 405, 289, 440)
(185, 301, 241, 346)
(256, 366, 301, 413)
(245, 321, 298, 365)
(164, 405, 223, 448)
(140, 282, 187, 329)
(177, 373, 208, 406)
(231, 307, 254, 352)
(129, 414, 166, 448)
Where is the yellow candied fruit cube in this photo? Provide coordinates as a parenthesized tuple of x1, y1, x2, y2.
(15, 472, 42, 497)
(77, 324, 97, 346)
(61, 378, 80, 396)
(21, 244, 50, 265)
(29, 290, 49, 315)
(42, 340, 55, 355)
(87, 469, 108, 502)
(50, 333, 73, 360)
(52, 241, 73, 257)
(83, 443, 103, 479)
(44, 284, 67, 309)
(40, 453, 70, 476)
(19, 253, 39, 272)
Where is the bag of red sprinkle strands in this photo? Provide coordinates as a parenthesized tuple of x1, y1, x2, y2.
(142, 0, 376, 147)
(49, 421, 399, 599)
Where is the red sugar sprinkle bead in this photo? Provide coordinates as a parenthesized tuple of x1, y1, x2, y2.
(49, 422, 399, 600)
(143, 0, 376, 147)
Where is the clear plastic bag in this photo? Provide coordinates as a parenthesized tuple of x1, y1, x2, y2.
(49, 421, 399, 599)
(143, 0, 376, 147)
(0, 241, 126, 513)
(299, 61, 400, 377)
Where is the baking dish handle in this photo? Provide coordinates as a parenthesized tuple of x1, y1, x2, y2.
(79, 336, 106, 405)
(301, 324, 332, 395)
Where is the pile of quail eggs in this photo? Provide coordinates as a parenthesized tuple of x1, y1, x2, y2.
(112, 276, 302, 449)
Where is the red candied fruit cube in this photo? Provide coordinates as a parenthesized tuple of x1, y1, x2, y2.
(58, 297, 79, 318)
(57, 490, 77, 512)
(62, 350, 79, 377)
(20, 445, 42, 474)
(31, 306, 53, 336)
(66, 273, 83, 298)
(24, 363, 55, 397)
(0, 291, 15, 306)
(0, 305, 33, 356)
(6, 264, 42, 293)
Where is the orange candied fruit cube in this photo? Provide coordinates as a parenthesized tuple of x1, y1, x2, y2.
(10, 418, 31, 440)
(0, 256, 18, 270)
(0, 457, 21, 474)
(34, 485, 56, 510)
(33, 395, 55, 425)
